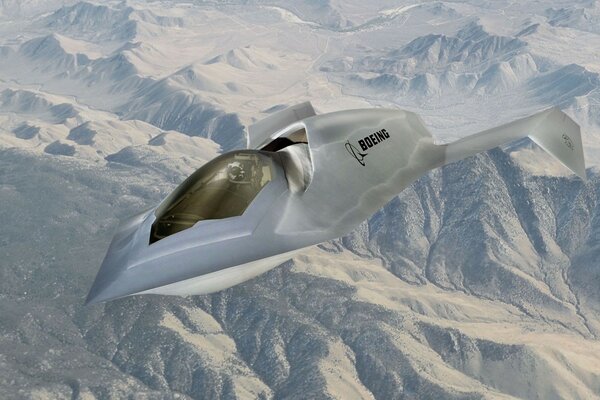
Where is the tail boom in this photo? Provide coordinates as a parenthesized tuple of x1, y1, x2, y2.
(443, 108, 586, 179)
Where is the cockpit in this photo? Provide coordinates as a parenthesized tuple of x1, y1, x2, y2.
(150, 150, 275, 243)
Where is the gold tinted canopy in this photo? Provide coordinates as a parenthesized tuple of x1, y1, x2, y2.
(150, 151, 274, 243)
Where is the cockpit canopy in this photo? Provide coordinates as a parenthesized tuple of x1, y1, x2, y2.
(150, 151, 274, 243)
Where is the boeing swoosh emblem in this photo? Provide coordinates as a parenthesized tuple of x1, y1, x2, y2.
(562, 133, 574, 151)
(345, 140, 368, 166)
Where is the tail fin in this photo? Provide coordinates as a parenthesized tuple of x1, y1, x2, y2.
(247, 102, 315, 149)
(444, 108, 586, 179)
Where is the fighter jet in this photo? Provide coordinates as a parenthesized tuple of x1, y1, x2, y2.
(86, 103, 586, 304)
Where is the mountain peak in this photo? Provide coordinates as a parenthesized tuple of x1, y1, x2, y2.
(205, 46, 278, 71)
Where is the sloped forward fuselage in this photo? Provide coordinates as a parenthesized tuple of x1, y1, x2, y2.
(86, 106, 585, 304)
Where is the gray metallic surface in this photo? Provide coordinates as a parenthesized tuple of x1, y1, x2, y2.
(86, 104, 586, 304)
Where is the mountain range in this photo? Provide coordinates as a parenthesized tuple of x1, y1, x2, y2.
(1, 1, 600, 399)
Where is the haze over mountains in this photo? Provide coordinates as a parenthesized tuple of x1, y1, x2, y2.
(1, 1, 600, 399)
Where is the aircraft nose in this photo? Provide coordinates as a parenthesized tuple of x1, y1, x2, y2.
(85, 273, 121, 305)
(85, 241, 136, 305)
(85, 270, 140, 305)
(85, 210, 152, 305)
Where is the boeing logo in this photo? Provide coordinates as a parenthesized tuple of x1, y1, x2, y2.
(345, 128, 390, 166)
(562, 133, 574, 151)
(345, 141, 367, 166)
(358, 128, 390, 151)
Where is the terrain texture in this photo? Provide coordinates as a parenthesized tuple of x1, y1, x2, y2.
(1, 1, 600, 399)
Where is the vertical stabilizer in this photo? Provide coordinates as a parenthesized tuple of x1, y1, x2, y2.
(247, 102, 315, 149)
